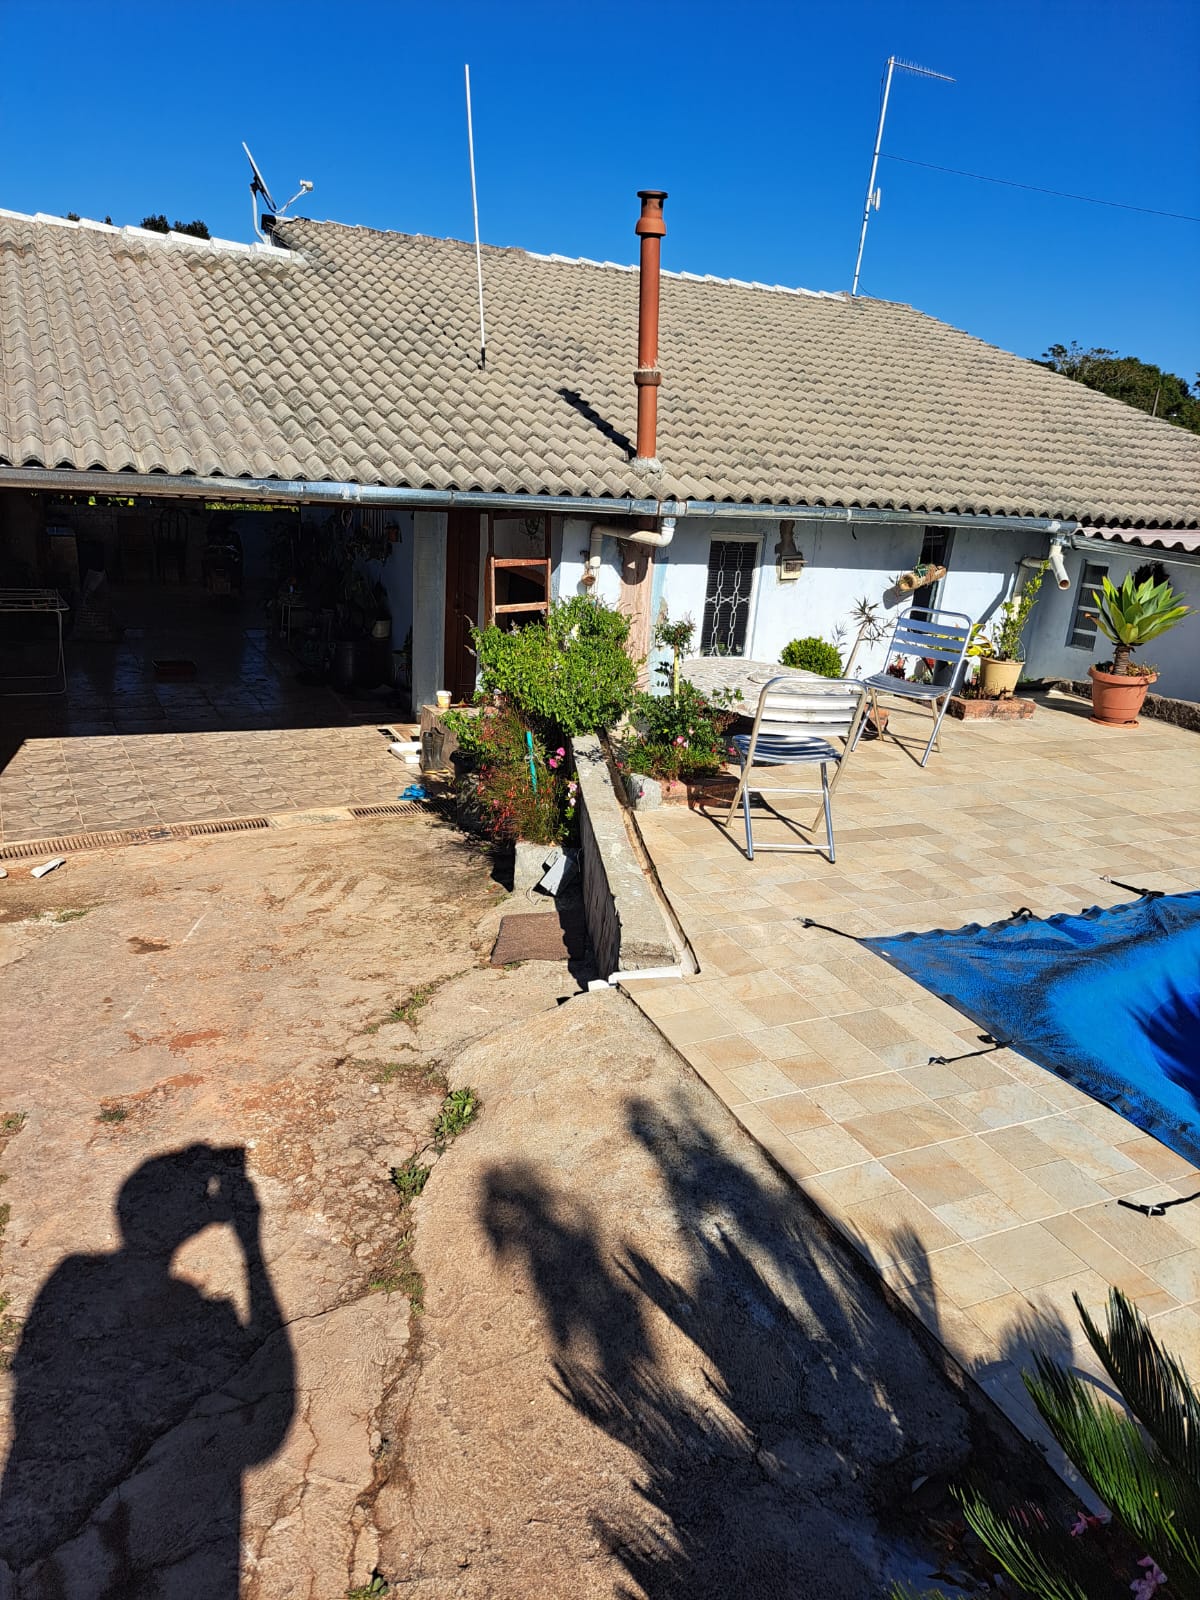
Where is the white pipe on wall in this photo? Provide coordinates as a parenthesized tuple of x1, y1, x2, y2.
(591, 516, 677, 550)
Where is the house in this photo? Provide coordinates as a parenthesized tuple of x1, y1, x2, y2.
(1, 196, 1198, 719)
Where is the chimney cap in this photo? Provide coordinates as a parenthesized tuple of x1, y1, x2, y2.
(635, 190, 667, 238)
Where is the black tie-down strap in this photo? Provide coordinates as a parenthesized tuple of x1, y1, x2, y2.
(928, 1034, 1012, 1066)
(1102, 875, 1164, 900)
(1119, 1191, 1200, 1218)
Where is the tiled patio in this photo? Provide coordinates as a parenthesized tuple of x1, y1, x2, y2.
(629, 689, 1200, 1480)
(0, 725, 406, 844)
(0, 589, 408, 843)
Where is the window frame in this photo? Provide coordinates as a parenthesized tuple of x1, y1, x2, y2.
(699, 533, 763, 658)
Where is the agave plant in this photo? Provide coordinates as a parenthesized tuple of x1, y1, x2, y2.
(1093, 572, 1191, 676)
(893, 1288, 1200, 1600)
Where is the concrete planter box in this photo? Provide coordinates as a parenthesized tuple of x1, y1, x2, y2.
(571, 734, 678, 978)
(946, 695, 1036, 721)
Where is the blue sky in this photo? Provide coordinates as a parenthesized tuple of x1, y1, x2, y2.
(2, 0, 1197, 377)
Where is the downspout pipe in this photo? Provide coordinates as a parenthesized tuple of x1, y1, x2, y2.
(1018, 523, 1072, 590)
(0, 464, 1086, 538)
(633, 189, 667, 470)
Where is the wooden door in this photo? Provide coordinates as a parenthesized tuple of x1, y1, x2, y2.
(443, 511, 481, 703)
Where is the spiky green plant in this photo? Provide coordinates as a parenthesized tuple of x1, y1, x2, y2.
(892, 1288, 1200, 1600)
(1093, 572, 1191, 676)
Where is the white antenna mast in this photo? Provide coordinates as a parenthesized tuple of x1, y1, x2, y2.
(464, 64, 487, 369)
(851, 56, 954, 297)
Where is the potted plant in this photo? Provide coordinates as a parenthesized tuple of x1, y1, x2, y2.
(1089, 571, 1191, 726)
(977, 561, 1048, 697)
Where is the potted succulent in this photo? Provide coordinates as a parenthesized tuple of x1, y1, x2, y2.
(977, 561, 1048, 697)
(1089, 571, 1191, 726)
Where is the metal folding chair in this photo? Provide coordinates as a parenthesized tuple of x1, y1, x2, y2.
(723, 676, 868, 861)
(850, 607, 973, 768)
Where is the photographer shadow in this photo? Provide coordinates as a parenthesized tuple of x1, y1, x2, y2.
(0, 1144, 294, 1595)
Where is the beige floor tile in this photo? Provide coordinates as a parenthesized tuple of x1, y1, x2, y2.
(788, 1123, 877, 1174)
(1145, 1250, 1200, 1306)
(841, 1102, 969, 1158)
(934, 1192, 1030, 1242)
(760, 1092, 832, 1137)
(730, 1102, 818, 1181)
(1072, 1201, 1191, 1267)
(803, 1160, 904, 1209)
(971, 1224, 1088, 1290)
(981, 1124, 1062, 1170)
(724, 1059, 808, 1101)
(692, 1033, 770, 1072)
(941, 1082, 1060, 1132)
(1148, 1305, 1200, 1370)
(839, 1190, 959, 1258)
(657, 1006, 737, 1047)
(932, 1243, 1017, 1309)
(883, 1147, 987, 1209)
(772, 1054, 845, 1091)
(1024, 1160, 1112, 1211)
(1120, 1135, 1199, 1183)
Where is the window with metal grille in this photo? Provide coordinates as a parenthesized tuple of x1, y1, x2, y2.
(1067, 562, 1108, 649)
(700, 539, 758, 655)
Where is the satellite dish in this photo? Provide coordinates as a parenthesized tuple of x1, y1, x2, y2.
(241, 142, 314, 243)
(242, 141, 278, 214)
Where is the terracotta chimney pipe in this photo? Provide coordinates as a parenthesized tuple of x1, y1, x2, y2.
(633, 189, 667, 467)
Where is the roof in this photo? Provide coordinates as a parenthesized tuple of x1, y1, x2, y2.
(1084, 527, 1200, 554)
(1, 208, 1197, 526)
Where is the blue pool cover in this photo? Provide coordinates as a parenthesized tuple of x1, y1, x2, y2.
(864, 890, 1200, 1168)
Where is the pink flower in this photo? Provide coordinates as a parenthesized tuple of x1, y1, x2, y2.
(548, 758, 559, 769)
(1070, 1512, 1107, 1537)
(1132, 1558, 1167, 1600)
(556, 747, 565, 757)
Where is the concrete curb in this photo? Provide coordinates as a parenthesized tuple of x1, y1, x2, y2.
(572, 733, 678, 977)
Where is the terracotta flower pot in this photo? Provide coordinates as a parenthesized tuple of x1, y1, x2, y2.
(980, 657, 1022, 698)
(1088, 664, 1157, 726)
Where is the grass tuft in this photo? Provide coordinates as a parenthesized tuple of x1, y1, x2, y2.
(432, 1087, 480, 1149)
(97, 1105, 129, 1124)
(389, 1158, 430, 1201)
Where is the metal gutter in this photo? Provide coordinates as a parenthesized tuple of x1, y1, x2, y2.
(0, 465, 1090, 535)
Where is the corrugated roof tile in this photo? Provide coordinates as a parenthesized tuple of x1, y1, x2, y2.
(0, 212, 1196, 524)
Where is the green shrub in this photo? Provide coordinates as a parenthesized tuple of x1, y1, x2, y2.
(894, 1287, 1200, 1600)
(779, 637, 843, 676)
(472, 596, 639, 735)
(618, 680, 739, 783)
(446, 700, 570, 845)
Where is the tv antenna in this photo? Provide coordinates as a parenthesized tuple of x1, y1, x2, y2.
(464, 64, 487, 369)
(242, 142, 314, 243)
(851, 56, 954, 296)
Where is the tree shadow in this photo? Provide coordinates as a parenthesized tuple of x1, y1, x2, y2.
(1138, 974, 1200, 1117)
(0, 1144, 294, 1594)
(482, 1091, 990, 1597)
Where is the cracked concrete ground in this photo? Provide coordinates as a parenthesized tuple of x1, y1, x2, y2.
(0, 815, 576, 1598)
(0, 815, 1054, 1598)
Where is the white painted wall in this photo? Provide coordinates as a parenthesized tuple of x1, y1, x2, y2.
(1023, 542, 1200, 701)
(639, 517, 1031, 683)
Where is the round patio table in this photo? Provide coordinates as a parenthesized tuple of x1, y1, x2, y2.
(681, 657, 820, 705)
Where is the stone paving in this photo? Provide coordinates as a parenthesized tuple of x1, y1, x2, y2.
(0, 601, 404, 842)
(628, 689, 1200, 1480)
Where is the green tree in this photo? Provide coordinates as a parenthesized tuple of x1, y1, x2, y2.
(1037, 342, 1200, 433)
(140, 214, 211, 239)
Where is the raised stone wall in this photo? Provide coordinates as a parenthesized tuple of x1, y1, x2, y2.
(1045, 679, 1200, 733)
(572, 734, 677, 977)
